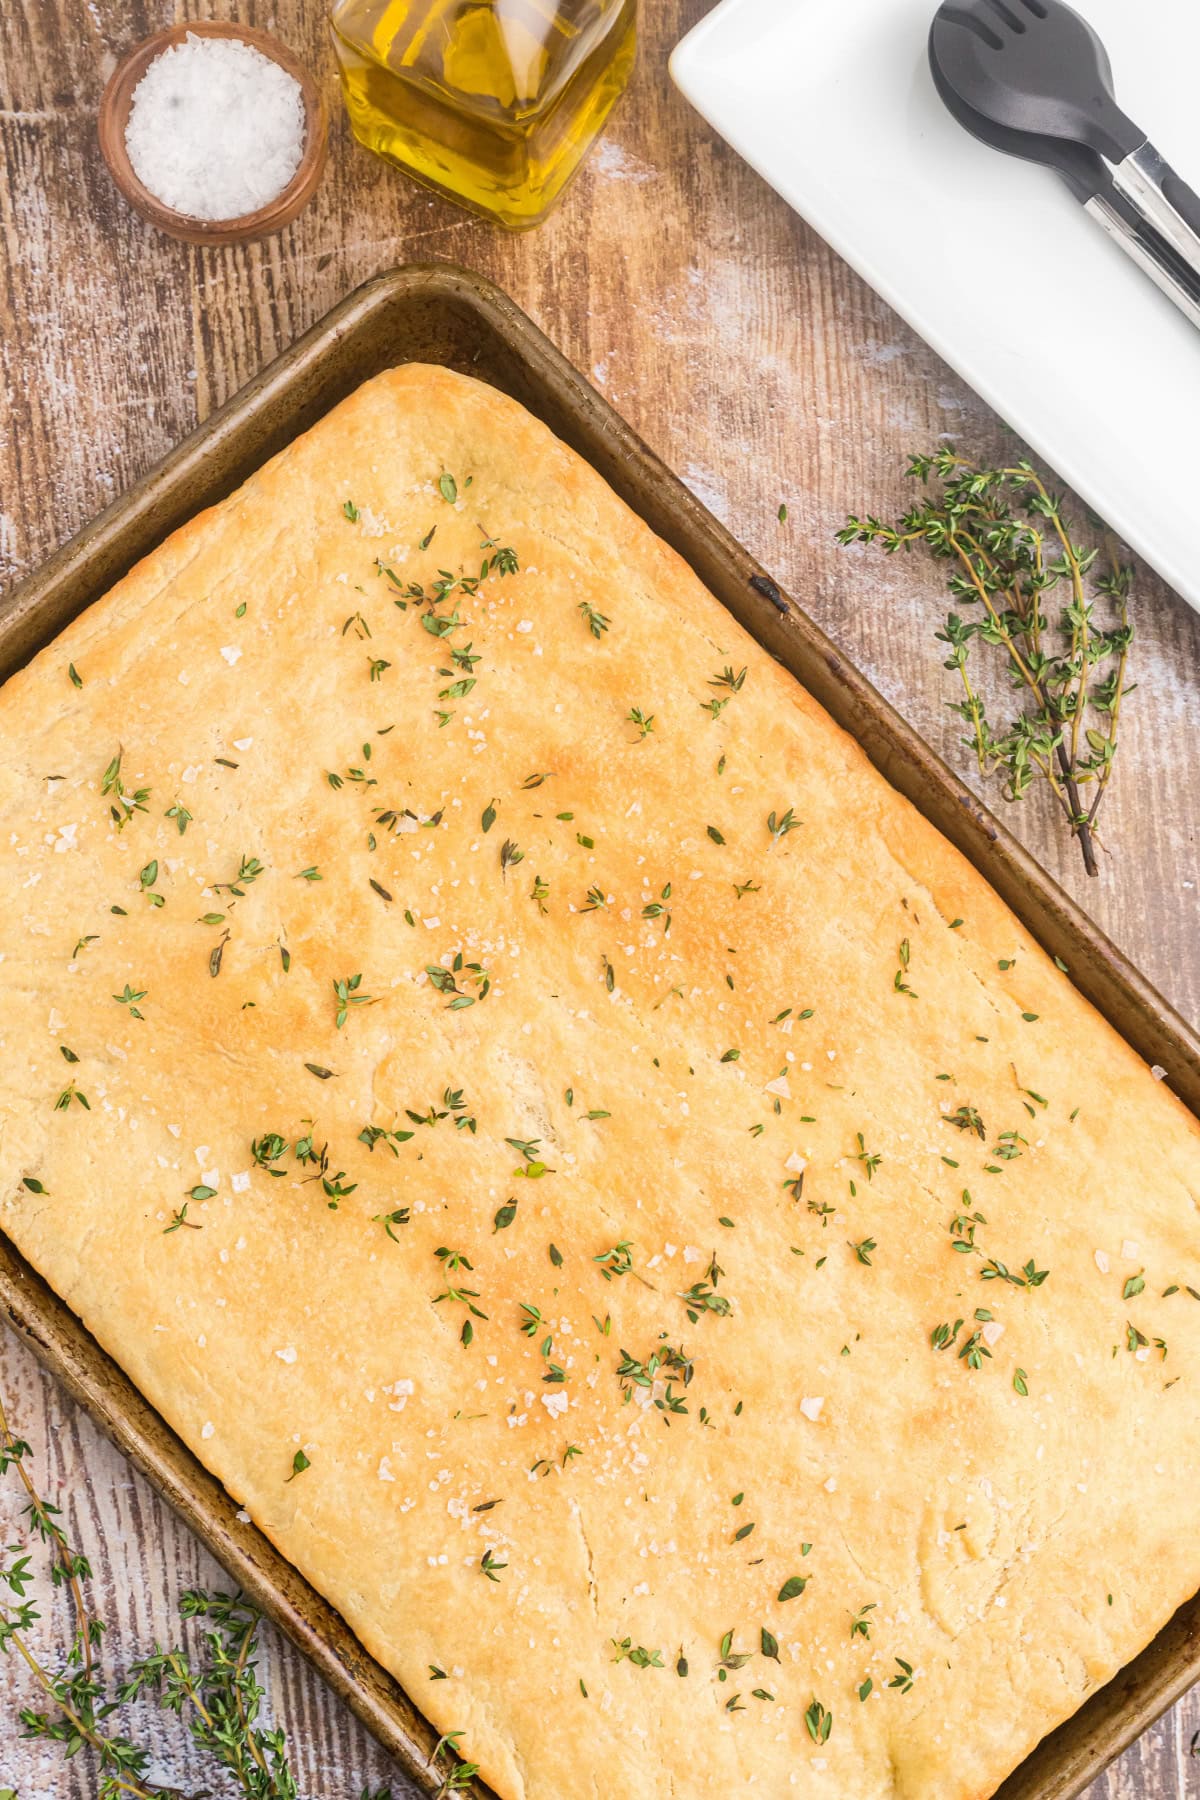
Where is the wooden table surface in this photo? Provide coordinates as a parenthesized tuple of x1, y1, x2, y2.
(1, 2, 1198, 1795)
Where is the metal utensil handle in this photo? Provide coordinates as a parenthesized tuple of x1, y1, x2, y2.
(1085, 191, 1200, 333)
(1112, 142, 1200, 287)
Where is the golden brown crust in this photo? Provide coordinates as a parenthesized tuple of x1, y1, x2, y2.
(2, 364, 1198, 1800)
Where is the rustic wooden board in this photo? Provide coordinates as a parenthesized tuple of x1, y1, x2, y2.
(1, 2, 1197, 1795)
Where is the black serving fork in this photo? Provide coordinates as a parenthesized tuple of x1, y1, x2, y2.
(930, 0, 1200, 296)
(929, 21, 1200, 331)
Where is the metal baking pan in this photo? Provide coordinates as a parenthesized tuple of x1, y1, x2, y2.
(1, 264, 1197, 1800)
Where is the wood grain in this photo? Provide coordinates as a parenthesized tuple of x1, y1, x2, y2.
(1, 2, 1197, 1795)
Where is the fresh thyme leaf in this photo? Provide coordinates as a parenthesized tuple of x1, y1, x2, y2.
(611, 1638, 664, 1669)
(333, 972, 373, 1028)
(211, 853, 265, 898)
(163, 1203, 201, 1234)
(804, 1697, 832, 1743)
(286, 1449, 311, 1481)
(888, 1658, 916, 1694)
(373, 1208, 411, 1242)
(778, 1574, 808, 1602)
(578, 600, 611, 639)
(100, 748, 150, 830)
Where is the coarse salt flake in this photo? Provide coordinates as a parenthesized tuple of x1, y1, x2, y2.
(125, 33, 306, 223)
(799, 1396, 824, 1421)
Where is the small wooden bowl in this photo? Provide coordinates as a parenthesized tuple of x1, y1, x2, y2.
(98, 21, 328, 245)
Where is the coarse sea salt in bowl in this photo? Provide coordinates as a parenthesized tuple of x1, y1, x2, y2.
(98, 22, 327, 245)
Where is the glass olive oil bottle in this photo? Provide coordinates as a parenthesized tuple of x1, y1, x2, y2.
(331, 0, 637, 229)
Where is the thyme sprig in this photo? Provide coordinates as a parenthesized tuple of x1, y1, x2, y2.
(839, 451, 1134, 877)
(0, 1395, 470, 1799)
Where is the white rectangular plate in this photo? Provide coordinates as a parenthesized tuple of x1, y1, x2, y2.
(671, 0, 1200, 611)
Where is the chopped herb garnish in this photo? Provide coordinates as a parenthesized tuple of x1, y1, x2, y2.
(594, 1240, 634, 1281)
(100, 749, 150, 830)
(888, 1658, 915, 1695)
(578, 601, 611, 639)
(804, 1698, 832, 1744)
(333, 973, 372, 1028)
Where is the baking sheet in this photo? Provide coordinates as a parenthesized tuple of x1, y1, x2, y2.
(1, 264, 1197, 1800)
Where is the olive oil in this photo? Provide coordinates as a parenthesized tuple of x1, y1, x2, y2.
(331, 0, 637, 229)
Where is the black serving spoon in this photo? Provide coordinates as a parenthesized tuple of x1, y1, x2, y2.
(930, 0, 1200, 287)
(929, 26, 1200, 330)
